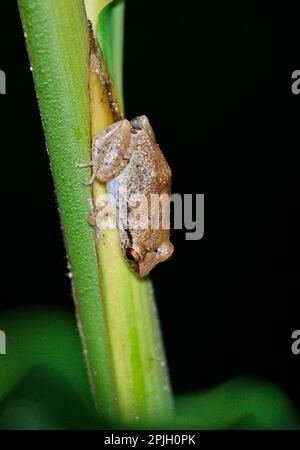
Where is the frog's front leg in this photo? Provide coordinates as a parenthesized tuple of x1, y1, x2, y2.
(92, 119, 133, 182)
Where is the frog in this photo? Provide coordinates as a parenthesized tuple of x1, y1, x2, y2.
(87, 115, 174, 277)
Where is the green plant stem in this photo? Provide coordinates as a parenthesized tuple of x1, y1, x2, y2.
(87, 0, 174, 423)
(18, 0, 116, 417)
(18, 0, 174, 424)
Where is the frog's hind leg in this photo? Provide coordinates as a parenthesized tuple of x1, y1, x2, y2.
(92, 119, 133, 182)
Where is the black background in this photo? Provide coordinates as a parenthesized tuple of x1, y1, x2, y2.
(0, 0, 300, 415)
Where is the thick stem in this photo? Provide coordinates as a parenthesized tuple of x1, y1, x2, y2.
(88, 17, 174, 422)
(18, 0, 117, 417)
(19, 0, 174, 424)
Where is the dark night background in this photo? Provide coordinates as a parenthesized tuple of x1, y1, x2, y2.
(0, 0, 300, 416)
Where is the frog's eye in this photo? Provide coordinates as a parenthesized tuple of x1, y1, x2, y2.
(126, 248, 141, 263)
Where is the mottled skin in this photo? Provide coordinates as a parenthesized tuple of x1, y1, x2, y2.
(91, 115, 174, 277)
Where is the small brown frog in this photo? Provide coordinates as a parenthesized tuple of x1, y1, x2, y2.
(88, 115, 173, 277)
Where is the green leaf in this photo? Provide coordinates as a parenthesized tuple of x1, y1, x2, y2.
(174, 378, 300, 429)
(0, 308, 94, 415)
(97, 0, 125, 112)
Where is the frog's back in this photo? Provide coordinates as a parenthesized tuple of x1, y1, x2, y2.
(120, 127, 171, 197)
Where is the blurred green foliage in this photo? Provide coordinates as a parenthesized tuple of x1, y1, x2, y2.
(0, 307, 299, 429)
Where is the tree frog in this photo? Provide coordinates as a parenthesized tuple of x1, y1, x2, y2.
(89, 115, 174, 277)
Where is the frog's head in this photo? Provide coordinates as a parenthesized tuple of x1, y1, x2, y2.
(122, 233, 174, 277)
